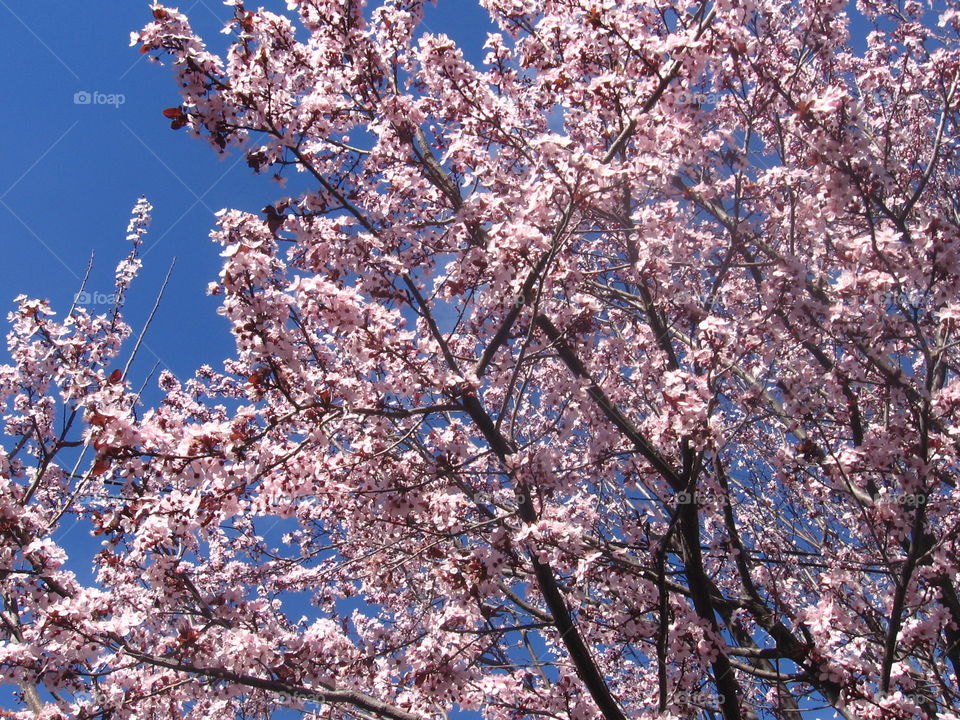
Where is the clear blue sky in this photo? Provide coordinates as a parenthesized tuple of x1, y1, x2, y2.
(1, 2, 277, 381)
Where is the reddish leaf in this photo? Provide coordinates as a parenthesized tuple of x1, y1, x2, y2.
(262, 205, 285, 236)
(87, 412, 110, 427)
(91, 457, 111, 476)
(248, 367, 269, 386)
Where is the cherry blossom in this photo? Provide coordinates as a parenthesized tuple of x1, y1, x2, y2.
(3, 1, 960, 719)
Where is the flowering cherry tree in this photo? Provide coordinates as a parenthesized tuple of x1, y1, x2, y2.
(3, 0, 960, 718)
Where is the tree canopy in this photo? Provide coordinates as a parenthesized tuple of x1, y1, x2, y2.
(3, 1, 960, 719)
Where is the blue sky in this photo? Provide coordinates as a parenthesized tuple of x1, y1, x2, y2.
(0, 2, 280, 381)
